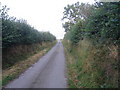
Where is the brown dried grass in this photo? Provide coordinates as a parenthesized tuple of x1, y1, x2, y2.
(2, 41, 56, 86)
(2, 49, 46, 78)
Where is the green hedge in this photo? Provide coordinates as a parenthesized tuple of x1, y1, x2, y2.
(1, 5, 56, 48)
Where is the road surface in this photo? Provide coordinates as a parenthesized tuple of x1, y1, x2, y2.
(5, 41, 67, 88)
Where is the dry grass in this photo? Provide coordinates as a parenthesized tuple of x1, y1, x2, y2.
(2, 41, 56, 86)
(63, 39, 118, 88)
(2, 43, 50, 69)
(2, 49, 47, 78)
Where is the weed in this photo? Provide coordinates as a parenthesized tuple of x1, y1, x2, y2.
(2, 41, 56, 86)
(2, 74, 16, 86)
(63, 39, 118, 88)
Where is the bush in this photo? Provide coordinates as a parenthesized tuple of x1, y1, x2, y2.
(1, 5, 56, 48)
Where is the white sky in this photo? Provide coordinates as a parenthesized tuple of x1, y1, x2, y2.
(1, 0, 95, 39)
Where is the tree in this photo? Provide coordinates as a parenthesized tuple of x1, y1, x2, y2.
(62, 2, 94, 32)
(86, 2, 120, 43)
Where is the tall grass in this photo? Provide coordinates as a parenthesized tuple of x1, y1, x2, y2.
(2, 41, 56, 86)
(63, 39, 118, 88)
(2, 42, 55, 69)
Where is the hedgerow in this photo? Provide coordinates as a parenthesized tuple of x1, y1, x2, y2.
(1, 5, 56, 48)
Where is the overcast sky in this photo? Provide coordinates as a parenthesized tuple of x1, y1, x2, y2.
(1, 0, 95, 39)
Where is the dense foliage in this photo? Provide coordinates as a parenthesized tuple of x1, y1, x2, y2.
(64, 20, 83, 44)
(62, 2, 94, 32)
(1, 5, 56, 69)
(86, 2, 120, 43)
(62, 2, 120, 44)
(62, 2, 119, 88)
(1, 5, 56, 48)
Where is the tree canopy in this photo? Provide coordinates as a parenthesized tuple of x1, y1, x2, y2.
(62, 2, 120, 44)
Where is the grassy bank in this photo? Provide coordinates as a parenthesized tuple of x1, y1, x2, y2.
(3, 42, 54, 69)
(2, 41, 56, 87)
(63, 39, 118, 88)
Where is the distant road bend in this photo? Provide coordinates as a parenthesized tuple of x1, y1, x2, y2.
(6, 41, 67, 88)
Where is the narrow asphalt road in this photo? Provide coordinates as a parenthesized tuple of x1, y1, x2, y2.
(6, 41, 67, 88)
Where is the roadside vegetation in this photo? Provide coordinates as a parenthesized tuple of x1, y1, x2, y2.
(62, 2, 119, 88)
(1, 5, 56, 69)
(2, 42, 56, 87)
(1, 5, 56, 86)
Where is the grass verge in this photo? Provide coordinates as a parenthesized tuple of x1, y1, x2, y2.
(2, 41, 56, 87)
(63, 39, 118, 88)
